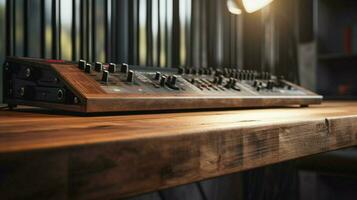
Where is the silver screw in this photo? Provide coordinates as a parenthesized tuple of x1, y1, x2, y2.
(19, 87, 25, 97)
(73, 97, 79, 104)
(25, 67, 31, 78)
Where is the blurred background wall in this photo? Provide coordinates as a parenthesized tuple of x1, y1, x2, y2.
(0, 0, 300, 103)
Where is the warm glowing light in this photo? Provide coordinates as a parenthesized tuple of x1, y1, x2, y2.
(241, 0, 274, 13)
(227, 0, 242, 15)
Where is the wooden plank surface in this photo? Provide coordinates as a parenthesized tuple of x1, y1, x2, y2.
(0, 101, 356, 199)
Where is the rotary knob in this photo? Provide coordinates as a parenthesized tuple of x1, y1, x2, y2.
(217, 75, 224, 85)
(109, 63, 116, 73)
(160, 76, 167, 87)
(95, 62, 103, 72)
(101, 70, 109, 82)
(256, 86, 262, 91)
(78, 60, 86, 70)
(178, 67, 184, 74)
(85, 63, 91, 73)
(267, 80, 274, 90)
(171, 75, 178, 86)
(224, 78, 233, 89)
(120, 63, 129, 73)
(185, 68, 191, 74)
(198, 69, 203, 75)
(215, 69, 222, 77)
(154, 72, 161, 80)
(253, 80, 258, 87)
(127, 70, 134, 82)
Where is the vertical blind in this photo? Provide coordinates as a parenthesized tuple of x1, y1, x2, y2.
(0, 0, 243, 69)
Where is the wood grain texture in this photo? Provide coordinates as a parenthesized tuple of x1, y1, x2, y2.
(0, 101, 356, 199)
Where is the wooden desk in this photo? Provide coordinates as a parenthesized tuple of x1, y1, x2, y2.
(0, 101, 356, 199)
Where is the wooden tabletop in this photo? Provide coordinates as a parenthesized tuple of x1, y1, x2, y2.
(0, 101, 357, 199)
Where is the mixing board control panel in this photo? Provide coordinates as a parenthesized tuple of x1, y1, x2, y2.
(3, 57, 322, 113)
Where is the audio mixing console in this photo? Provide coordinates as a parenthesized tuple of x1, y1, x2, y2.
(3, 57, 322, 113)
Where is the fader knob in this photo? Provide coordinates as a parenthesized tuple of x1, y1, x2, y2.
(109, 63, 116, 73)
(238, 71, 243, 80)
(185, 68, 190, 74)
(191, 78, 196, 84)
(253, 80, 258, 87)
(85, 63, 91, 73)
(178, 67, 184, 74)
(121, 63, 129, 73)
(230, 78, 237, 87)
(224, 78, 233, 89)
(95, 62, 103, 72)
(171, 75, 178, 86)
(218, 75, 224, 85)
(242, 71, 247, 80)
(127, 70, 134, 82)
(267, 80, 274, 89)
(78, 60, 86, 70)
(154, 72, 161, 80)
(215, 70, 222, 77)
(102, 70, 109, 82)
(160, 76, 167, 87)
(198, 69, 203, 75)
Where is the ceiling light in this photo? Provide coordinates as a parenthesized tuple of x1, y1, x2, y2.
(227, 0, 242, 15)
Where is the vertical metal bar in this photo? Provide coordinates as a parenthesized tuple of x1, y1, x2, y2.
(114, 0, 129, 64)
(200, 0, 207, 68)
(0, 0, 5, 58)
(14, 0, 25, 56)
(91, 0, 96, 61)
(222, 0, 231, 67)
(138, 0, 147, 65)
(230, 15, 237, 67)
(191, 0, 200, 68)
(5, 0, 14, 56)
(80, 0, 86, 59)
(150, 0, 159, 66)
(129, 0, 138, 64)
(40, 0, 45, 58)
(111, 0, 116, 62)
(86, 0, 92, 62)
(94, 0, 106, 62)
(23, 0, 28, 57)
(44, 0, 53, 58)
(166, 0, 173, 67)
(237, 14, 243, 67)
(158, 0, 166, 67)
(104, 0, 111, 62)
(72, 0, 77, 61)
(52, 0, 59, 59)
(179, 2, 187, 67)
(27, 0, 41, 58)
(151, 0, 159, 66)
(147, 0, 152, 66)
(178, 0, 185, 67)
(171, 0, 180, 67)
(59, 0, 73, 60)
(0, 0, 5, 102)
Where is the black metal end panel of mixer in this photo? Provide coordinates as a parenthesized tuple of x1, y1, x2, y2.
(3, 59, 81, 105)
